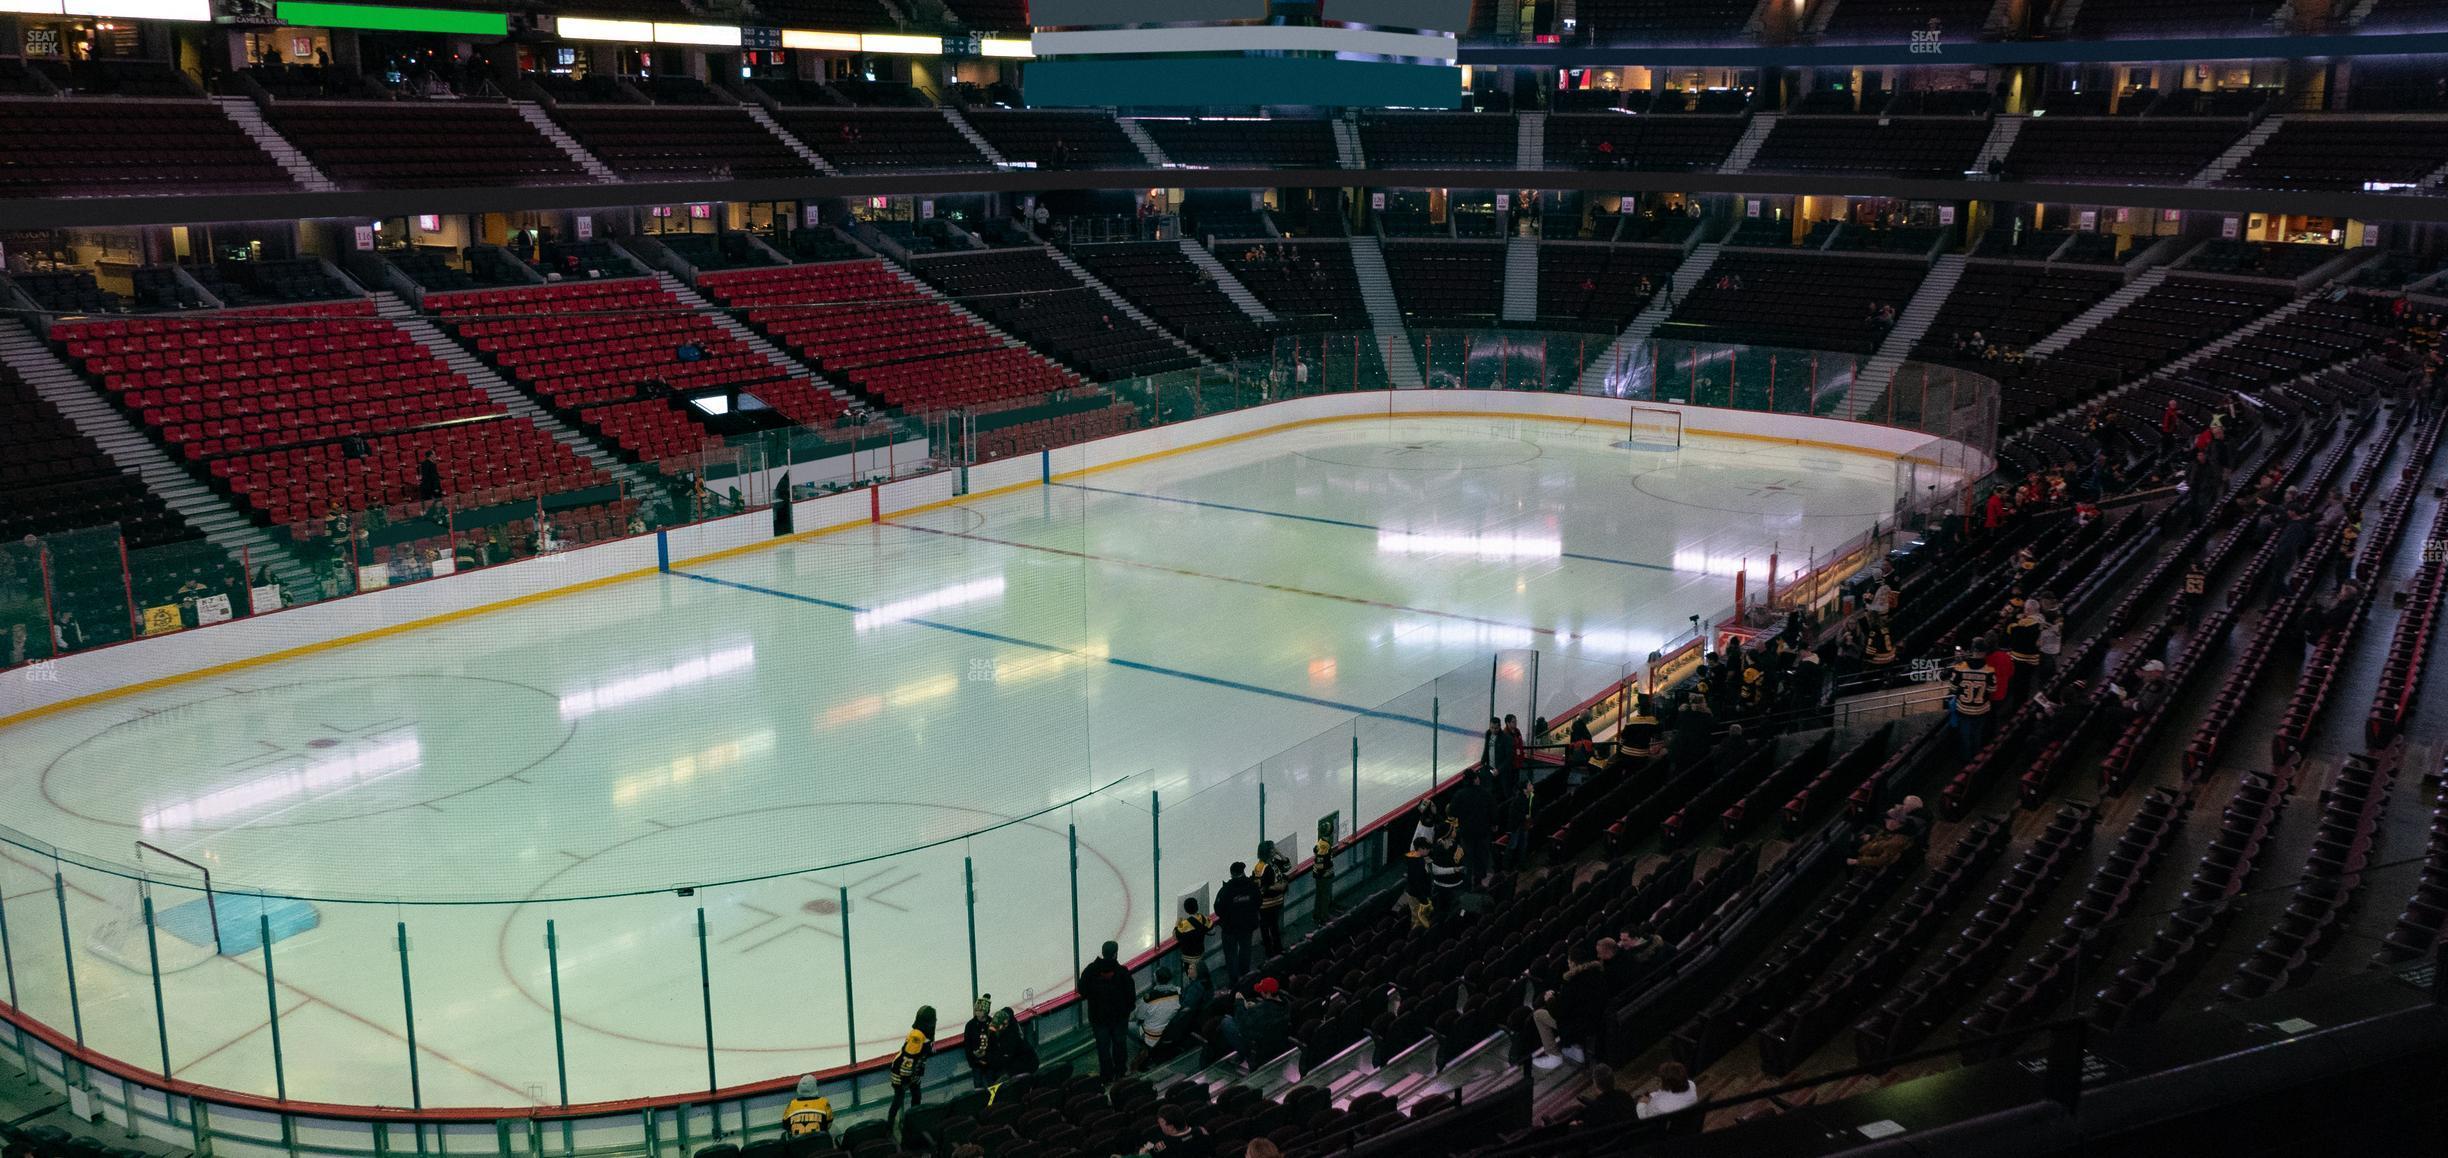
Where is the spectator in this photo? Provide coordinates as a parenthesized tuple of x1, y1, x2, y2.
(1885, 795, 1929, 843)
(1945, 643, 1999, 761)
(1530, 985, 1570, 1069)
(1140, 1105, 1206, 1153)
(1399, 836, 1434, 927)
(1556, 941, 1609, 1063)
(983, 1007, 1037, 1084)
(417, 451, 444, 505)
(1174, 897, 1215, 979)
(1850, 820, 1915, 869)
(1245, 1141, 1284, 1158)
(1500, 773, 1536, 873)
(782, 1074, 833, 1140)
(1501, 715, 1527, 791)
(1636, 1061, 1700, 1119)
(1428, 831, 1467, 922)
(1619, 695, 1663, 766)
(1571, 1064, 1641, 1126)
(1311, 819, 1338, 924)
(1132, 968, 1182, 1065)
(885, 1005, 936, 1132)
(1450, 769, 1495, 886)
(1252, 840, 1292, 958)
(1215, 862, 1262, 981)
(960, 995, 994, 1089)
(1224, 977, 1290, 1064)
(1079, 940, 1137, 1079)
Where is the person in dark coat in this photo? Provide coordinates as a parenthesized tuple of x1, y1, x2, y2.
(417, 451, 444, 504)
(960, 995, 994, 1089)
(1214, 863, 1262, 983)
(1449, 769, 1495, 886)
(1078, 941, 1136, 1079)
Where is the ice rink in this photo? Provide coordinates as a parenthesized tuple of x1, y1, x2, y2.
(0, 414, 1904, 1108)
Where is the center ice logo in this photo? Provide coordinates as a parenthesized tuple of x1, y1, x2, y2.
(1911, 20, 1944, 54)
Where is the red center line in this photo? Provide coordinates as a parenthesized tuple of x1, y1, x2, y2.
(884, 521, 1581, 641)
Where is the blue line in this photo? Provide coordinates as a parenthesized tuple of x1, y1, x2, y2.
(1053, 481, 1677, 573)
(670, 570, 1477, 736)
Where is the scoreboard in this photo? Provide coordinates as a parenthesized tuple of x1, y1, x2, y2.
(1025, 1, 1470, 111)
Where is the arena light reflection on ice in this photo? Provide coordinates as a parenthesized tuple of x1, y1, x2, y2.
(1376, 531, 1563, 558)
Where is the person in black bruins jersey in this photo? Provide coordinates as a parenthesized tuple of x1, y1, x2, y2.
(1859, 609, 1899, 671)
(1174, 896, 1215, 980)
(886, 1004, 936, 1133)
(1618, 695, 1663, 767)
(1252, 840, 1292, 957)
(1311, 818, 1338, 924)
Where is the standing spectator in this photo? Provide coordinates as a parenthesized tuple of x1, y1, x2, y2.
(1399, 836, 1434, 927)
(885, 1005, 936, 1134)
(1311, 820, 1338, 924)
(1214, 863, 1262, 982)
(1252, 840, 1291, 958)
(1078, 940, 1137, 1079)
(1984, 634, 2018, 711)
(1945, 645, 1999, 761)
(2005, 600, 2044, 701)
(983, 1007, 1037, 1085)
(1428, 831, 1467, 923)
(1132, 968, 1182, 1066)
(417, 451, 444, 506)
(1501, 715, 1527, 792)
(1450, 769, 1495, 886)
(1174, 897, 1214, 980)
(1636, 1062, 1700, 1119)
(1499, 773, 1536, 874)
(960, 996, 995, 1090)
(1619, 695, 1663, 767)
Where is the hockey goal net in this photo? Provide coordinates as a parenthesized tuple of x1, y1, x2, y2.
(1618, 406, 1683, 450)
(88, 841, 224, 975)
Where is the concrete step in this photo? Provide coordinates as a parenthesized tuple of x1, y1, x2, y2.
(1578, 242, 1723, 394)
(0, 320, 315, 593)
(211, 95, 335, 192)
(515, 102, 619, 181)
(1347, 236, 1424, 388)
(1179, 240, 1278, 323)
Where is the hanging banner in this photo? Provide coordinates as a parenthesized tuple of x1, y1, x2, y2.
(141, 605, 184, 636)
(353, 225, 375, 251)
(803, 205, 821, 226)
(2077, 210, 2097, 230)
(575, 215, 595, 240)
(920, 199, 935, 219)
(1370, 192, 1385, 210)
(1495, 193, 1510, 211)
(1937, 206, 1955, 225)
(1746, 199, 1761, 218)
(2221, 216, 2240, 239)
(194, 593, 234, 626)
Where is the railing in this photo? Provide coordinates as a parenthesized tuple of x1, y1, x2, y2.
(0, 329, 1996, 1144)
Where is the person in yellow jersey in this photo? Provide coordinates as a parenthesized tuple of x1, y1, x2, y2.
(782, 1074, 833, 1140)
(1174, 896, 1215, 979)
(1861, 609, 1898, 671)
(1618, 695, 1663, 767)
(886, 1004, 936, 1134)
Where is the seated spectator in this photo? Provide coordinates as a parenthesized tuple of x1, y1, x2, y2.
(1571, 1064, 1641, 1127)
(1223, 977, 1290, 1064)
(1850, 820, 1915, 870)
(1636, 1061, 1701, 1120)
(782, 1074, 833, 1139)
(1132, 968, 1183, 1066)
(1140, 1105, 1206, 1153)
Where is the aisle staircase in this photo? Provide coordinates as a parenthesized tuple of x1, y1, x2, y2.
(1331, 117, 1366, 170)
(1972, 116, 2024, 174)
(1575, 242, 1722, 394)
(644, 271, 865, 411)
(1348, 237, 1425, 387)
(1043, 247, 1215, 367)
(515, 102, 619, 181)
(1179, 240, 1278, 322)
(1518, 110, 1546, 170)
(744, 104, 840, 175)
(1503, 236, 1541, 323)
(2190, 117, 2283, 187)
(1117, 118, 1172, 166)
(371, 293, 664, 500)
(941, 108, 1008, 166)
(212, 96, 335, 192)
(0, 320, 316, 594)
(2030, 267, 2168, 356)
(1722, 114, 1780, 173)
(1846, 254, 1967, 418)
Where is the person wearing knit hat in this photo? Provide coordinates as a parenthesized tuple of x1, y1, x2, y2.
(783, 1074, 833, 1139)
